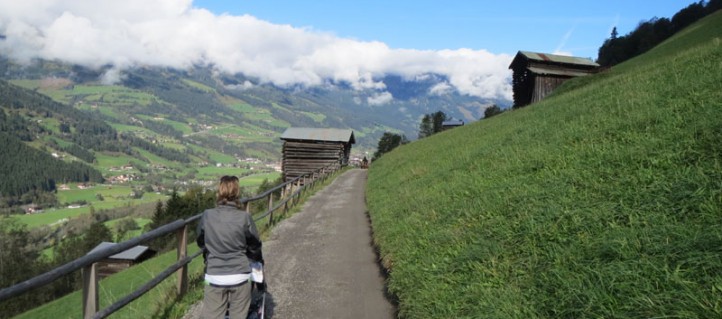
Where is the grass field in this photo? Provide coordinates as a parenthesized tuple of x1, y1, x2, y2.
(366, 12, 722, 318)
(17, 187, 167, 229)
(195, 166, 249, 179)
(95, 152, 140, 170)
(239, 172, 281, 188)
(181, 79, 216, 93)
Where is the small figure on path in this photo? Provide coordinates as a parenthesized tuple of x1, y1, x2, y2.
(196, 175, 264, 319)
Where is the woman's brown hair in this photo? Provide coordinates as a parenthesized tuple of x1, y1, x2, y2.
(217, 175, 240, 205)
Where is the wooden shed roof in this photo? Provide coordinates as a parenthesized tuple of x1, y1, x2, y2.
(510, 51, 599, 69)
(87, 242, 153, 261)
(280, 127, 355, 144)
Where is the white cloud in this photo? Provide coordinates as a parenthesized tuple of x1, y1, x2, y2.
(224, 81, 255, 91)
(100, 67, 126, 85)
(429, 82, 453, 96)
(367, 91, 393, 106)
(0, 0, 513, 101)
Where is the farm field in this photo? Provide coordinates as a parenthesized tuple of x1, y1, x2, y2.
(17, 186, 167, 229)
(240, 172, 281, 188)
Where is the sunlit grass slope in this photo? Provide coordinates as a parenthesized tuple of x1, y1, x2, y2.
(367, 11, 722, 318)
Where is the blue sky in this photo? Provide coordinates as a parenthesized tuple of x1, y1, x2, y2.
(0, 0, 697, 102)
(193, 0, 695, 59)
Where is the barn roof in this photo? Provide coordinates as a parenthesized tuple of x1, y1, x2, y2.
(527, 66, 595, 77)
(510, 51, 599, 69)
(442, 119, 464, 127)
(280, 127, 355, 144)
(87, 242, 153, 261)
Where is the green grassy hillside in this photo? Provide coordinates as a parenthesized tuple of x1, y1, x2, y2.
(367, 11, 722, 318)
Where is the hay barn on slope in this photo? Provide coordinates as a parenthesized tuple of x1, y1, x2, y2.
(87, 242, 156, 278)
(509, 51, 599, 107)
(280, 127, 355, 182)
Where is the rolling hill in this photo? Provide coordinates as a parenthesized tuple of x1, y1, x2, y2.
(367, 9, 722, 318)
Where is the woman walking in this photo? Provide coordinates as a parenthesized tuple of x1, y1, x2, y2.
(197, 175, 263, 319)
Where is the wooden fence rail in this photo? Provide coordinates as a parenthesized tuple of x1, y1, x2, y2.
(0, 163, 340, 319)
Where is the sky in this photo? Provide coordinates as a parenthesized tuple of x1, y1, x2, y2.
(0, 0, 696, 103)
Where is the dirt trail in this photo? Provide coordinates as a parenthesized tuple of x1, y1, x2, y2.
(185, 169, 396, 318)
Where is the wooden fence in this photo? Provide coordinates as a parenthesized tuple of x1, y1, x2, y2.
(0, 163, 340, 319)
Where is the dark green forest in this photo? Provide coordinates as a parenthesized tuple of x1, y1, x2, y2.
(0, 80, 194, 207)
(598, 0, 722, 66)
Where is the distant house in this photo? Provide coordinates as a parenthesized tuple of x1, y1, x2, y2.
(25, 204, 42, 214)
(280, 127, 355, 182)
(441, 119, 464, 130)
(86, 242, 156, 278)
(509, 51, 599, 107)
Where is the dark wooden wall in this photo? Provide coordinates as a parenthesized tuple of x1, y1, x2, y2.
(282, 141, 347, 182)
(532, 75, 568, 104)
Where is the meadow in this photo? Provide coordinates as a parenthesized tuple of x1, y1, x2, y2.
(17, 185, 167, 229)
(366, 11, 722, 318)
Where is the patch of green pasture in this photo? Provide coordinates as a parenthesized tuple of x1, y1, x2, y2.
(136, 115, 193, 134)
(196, 166, 249, 180)
(75, 104, 124, 120)
(300, 111, 326, 123)
(9, 79, 41, 89)
(18, 190, 168, 229)
(239, 172, 281, 187)
(225, 100, 256, 113)
(36, 117, 62, 133)
(57, 185, 133, 203)
(48, 136, 72, 148)
(159, 142, 186, 151)
(181, 79, 216, 93)
(133, 148, 176, 168)
(163, 118, 194, 134)
(209, 152, 237, 164)
(95, 152, 140, 170)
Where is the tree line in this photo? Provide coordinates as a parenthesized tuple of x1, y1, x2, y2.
(0, 80, 195, 207)
(0, 132, 104, 207)
(598, 0, 722, 66)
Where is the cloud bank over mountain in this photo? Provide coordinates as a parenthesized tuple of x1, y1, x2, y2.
(0, 0, 513, 101)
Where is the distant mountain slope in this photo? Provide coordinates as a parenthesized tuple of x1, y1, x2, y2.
(367, 10, 722, 318)
(1, 58, 507, 151)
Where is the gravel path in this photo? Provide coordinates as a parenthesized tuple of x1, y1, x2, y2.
(185, 169, 396, 318)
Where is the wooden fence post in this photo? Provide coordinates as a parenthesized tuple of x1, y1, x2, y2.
(82, 263, 99, 319)
(267, 194, 274, 224)
(245, 201, 251, 214)
(176, 225, 188, 295)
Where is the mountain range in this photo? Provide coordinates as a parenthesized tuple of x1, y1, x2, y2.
(0, 56, 508, 201)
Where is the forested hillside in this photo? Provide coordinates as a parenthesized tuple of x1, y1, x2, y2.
(0, 79, 190, 209)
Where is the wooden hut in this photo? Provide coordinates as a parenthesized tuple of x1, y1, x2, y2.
(280, 128, 355, 182)
(509, 51, 599, 107)
(441, 119, 464, 131)
(87, 242, 156, 278)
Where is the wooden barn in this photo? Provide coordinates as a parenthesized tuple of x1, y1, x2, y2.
(509, 51, 599, 107)
(87, 242, 156, 278)
(280, 127, 355, 182)
(441, 119, 464, 131)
